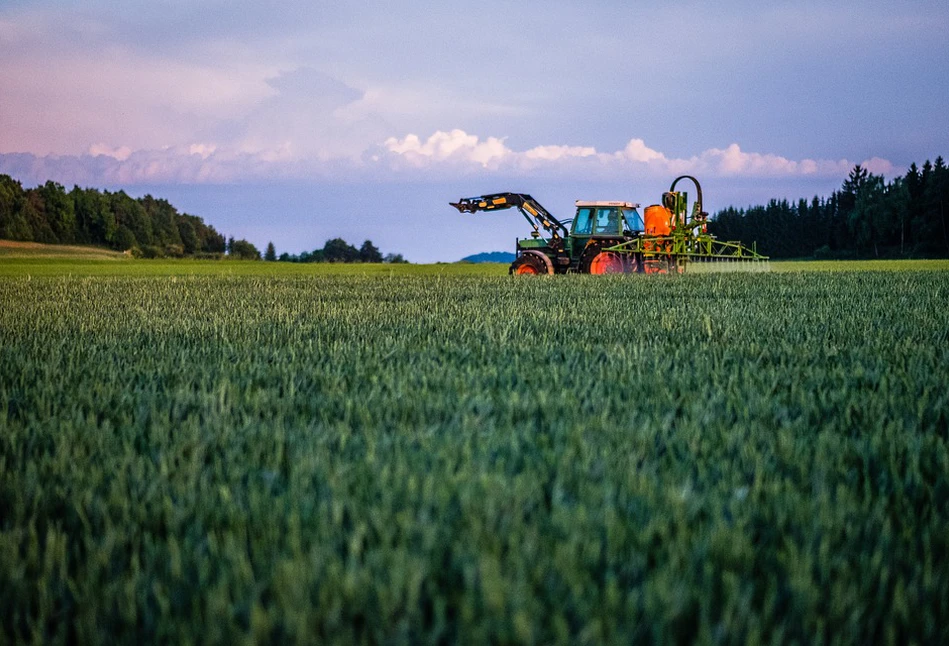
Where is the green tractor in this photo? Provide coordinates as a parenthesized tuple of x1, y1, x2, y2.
(450, 175, 767, 274)
(451, 192, 641, 274)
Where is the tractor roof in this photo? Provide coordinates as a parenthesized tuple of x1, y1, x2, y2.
(575, 200, 639, 208)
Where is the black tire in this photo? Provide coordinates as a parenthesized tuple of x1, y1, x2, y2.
(509, 252, 552, 275)
(578, 244, 603, 274)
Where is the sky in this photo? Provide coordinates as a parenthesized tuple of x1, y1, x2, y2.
(1, 0, 948, 261)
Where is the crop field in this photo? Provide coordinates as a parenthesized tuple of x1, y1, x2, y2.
(1, 260, 948, 643)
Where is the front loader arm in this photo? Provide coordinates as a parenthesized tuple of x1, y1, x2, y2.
(450, 192, 568, 241)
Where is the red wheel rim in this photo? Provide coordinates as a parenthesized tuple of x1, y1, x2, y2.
(589, 252, 625, 274)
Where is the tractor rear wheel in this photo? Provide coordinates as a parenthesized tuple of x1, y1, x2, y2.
(509, 253, 552, 275)
(586, 251, 628, 274)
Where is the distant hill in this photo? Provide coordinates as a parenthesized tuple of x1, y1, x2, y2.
(460, 251, 515, 264)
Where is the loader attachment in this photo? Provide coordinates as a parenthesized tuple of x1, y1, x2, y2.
(449, 200, 479, 214)
(449, 193, 569, 240)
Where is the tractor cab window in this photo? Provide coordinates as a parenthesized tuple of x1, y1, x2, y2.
(573, 207, 594, 235)
(622, 208, 644, 232)
(594, 207, 620, 235)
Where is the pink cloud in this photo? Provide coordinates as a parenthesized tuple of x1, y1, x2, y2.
(0, 130, 902, 188)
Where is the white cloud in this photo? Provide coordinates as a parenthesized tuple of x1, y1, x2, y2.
(861, 156, 897, 176)
(619, 139, 667, 164)
(88, 144, 132, 161)
(698, 144, 852, 177)
(383, 130, 511, 168)
(524, 145, 596, 161)
(0, 128, 900, 188)
(381, 130, 887, 181)
(188, 144, 218, 160)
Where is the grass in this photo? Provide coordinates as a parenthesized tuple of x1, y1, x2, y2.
(2, 239, 949, 277)
(1, 258, 948, 642)
(0, 258, 507, 277)
(2, 239, 949, 278)
(0, 239, 129, 260)
(768, 258, 949, 272)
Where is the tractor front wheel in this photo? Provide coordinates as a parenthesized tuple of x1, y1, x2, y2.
(509, 253, 553, 275)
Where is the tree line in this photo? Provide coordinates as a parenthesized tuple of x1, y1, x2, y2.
(709, 158, 949, 259)
(0, 174, 245, 258)
(272, 238, 407, 264)
(0, 175, 408, 262)
(15, 159, 947, 263)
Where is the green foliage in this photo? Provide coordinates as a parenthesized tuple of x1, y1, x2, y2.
(1, 269, 948, 642)
(264, 241, 277, 261)
(37, 181, 76, 244)
(0, 175, 228, 257)
(24, 193, 56, 243)
(113, 225, 137, 252)
(358, 239, 382, 263)
(71, 186, 116, 245)
(0, 176, 30, 241)
(710, 158, 949, 259)
(323, 237, 359, 262)
(384, 252, 409, 264)
(139, 244, 165, 259)
(283, 238, 405, 264)
(229, 238, 261, 260)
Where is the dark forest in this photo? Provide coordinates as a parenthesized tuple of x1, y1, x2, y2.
(709, 159, 949, 259)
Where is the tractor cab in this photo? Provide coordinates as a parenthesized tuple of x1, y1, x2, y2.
(567, 201, 642, 263)
(571, 201, 643, 237)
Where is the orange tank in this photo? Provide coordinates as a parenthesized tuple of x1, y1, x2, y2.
(644, 205, 672, 236)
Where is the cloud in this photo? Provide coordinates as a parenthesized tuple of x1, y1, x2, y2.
(698, 144, 852, 177)
(382, 130, 510, 168)
(524, 145, 597, 162)
(214, 67, 392, 163)
(0, 127, 898, 188)
(381, 130, 880, 180)
(0, 146, 298, 186)
(188, 144, 217, 160)
(618, 139, 667, 164)
(88, 144, 133, 161)
(265, 68, 361, 107)
(861, 157, 897, 176)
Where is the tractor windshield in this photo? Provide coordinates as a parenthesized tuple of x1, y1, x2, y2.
(622, 208, 644, 232)
(593, 208, 620, 234)
(573, 207, 594, 235)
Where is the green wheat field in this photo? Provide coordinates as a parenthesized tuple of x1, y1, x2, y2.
(2, 259, 948, 643)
